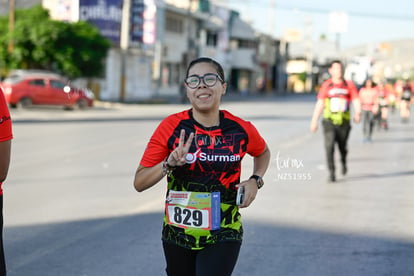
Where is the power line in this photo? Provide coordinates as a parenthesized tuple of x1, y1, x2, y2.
(215, 0, 414, 22)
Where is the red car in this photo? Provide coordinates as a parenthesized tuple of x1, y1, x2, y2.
(1, 71, 94, 109)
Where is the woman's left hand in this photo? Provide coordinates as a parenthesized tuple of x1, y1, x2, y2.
(235, 179, 258, 208)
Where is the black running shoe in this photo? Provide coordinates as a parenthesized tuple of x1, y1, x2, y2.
(342, 164, 347, 175)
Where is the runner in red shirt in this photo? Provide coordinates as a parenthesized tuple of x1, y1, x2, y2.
(359, 78, 378, 142)
(0, 86, 12, 275)
(134, 57, 270, 276)
(399, 80, 413, 123)
(310, 60, 361, 182)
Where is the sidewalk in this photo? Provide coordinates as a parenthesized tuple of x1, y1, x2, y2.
(10, 92, 316, 123)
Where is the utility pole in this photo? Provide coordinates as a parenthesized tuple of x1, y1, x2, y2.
(268, 0, 276, 94)
(8, 0, 15, 54)
(120, 0, 132, 102)
(305, 16, 313, 92)
(269, 0, 276, 36)
(186, 0, 195, 63)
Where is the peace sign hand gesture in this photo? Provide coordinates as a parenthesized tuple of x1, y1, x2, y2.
(166, 129, 194, 167)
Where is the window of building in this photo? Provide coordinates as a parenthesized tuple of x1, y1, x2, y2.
(165, 16, 184, 33)
(162, 63, 180, 86)
(230, 40, 239, 50)
(206, 31, 217, 46)
(230, 39, 256, 49)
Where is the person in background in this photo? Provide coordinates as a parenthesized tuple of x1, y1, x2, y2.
(359, 78, 378, 142)
(0, 86, 13, 275)
(310, 60, 361, 182)
(387, 82, 397, 114)
(133, 57, 270, 276)
(393, 79, 404, 107)
(399, 80, 413, 123)
(375, 81, 390, 130)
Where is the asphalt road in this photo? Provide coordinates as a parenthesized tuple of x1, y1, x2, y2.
(4, 94, 414, 276)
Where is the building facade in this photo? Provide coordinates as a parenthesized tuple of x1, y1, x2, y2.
(1, 0, 287, 101)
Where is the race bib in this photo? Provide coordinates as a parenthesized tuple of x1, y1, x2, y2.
(166, 191, 221, 230)
(402, 90, 411, 100)
(330, 97, 348, 113)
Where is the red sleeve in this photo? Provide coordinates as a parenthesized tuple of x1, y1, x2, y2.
(223, 111, 266, 157)
(139, 113, 183, 167)
(0, 88, 13, 142)
(317, 80, 330, 100)
(245, 121, 266, 157)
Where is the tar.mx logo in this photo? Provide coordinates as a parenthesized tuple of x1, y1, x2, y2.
(273, 151, 311, 181)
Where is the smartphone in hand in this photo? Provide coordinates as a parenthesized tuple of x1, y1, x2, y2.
(236, 186, 244, 206)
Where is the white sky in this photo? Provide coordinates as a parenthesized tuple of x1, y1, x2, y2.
(213, 0, 414, 49)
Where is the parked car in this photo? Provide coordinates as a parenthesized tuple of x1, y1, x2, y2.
(1, 71, 94, 109)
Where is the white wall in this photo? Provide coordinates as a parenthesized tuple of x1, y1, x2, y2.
(100, 49, 122, 101)
(231, 49, 256, 70)
(124, 55, 153, 101)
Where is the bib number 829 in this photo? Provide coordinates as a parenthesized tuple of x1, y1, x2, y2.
(174, 207, 202, 226)
(167, 205, 209, 228)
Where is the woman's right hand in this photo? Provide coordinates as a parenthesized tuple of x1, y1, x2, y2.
(167, 129, 194, 167)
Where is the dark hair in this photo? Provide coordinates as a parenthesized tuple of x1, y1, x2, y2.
(363, 78, 376, 88)
(330, 59, 343, 68)
(186, 57, 225, 82)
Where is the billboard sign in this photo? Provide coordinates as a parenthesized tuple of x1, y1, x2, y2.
(79, 0, 123, 46)
(130, 0, 156, 44)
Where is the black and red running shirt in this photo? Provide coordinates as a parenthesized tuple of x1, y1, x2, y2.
(141, 109, 266, 192)
(140, 109, 266, 249)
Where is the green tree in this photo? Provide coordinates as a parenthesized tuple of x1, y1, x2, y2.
(0, 5, 111, 78)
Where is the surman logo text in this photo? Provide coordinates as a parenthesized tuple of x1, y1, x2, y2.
(186, 149, 240, 164)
